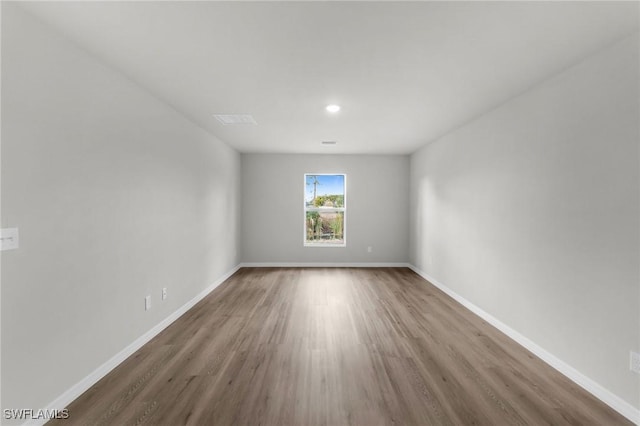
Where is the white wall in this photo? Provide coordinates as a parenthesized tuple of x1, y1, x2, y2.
(1, 4, 240, 416)
(410, 34, 640, 411)
(242, 154, 409, 264)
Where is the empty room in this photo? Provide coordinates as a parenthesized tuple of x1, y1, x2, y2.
(1, 1, 639, 425)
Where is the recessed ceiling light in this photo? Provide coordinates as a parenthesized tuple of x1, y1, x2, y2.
(326, 105, 340, 113)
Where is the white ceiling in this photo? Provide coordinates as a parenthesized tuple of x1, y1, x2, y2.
(16, 1, 640, 154)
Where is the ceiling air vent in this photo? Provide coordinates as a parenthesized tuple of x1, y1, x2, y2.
(321, 141, 337, 145)
(213, 114, 257, 125)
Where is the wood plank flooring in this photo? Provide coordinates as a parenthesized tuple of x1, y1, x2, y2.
(49, 268, 632, 425)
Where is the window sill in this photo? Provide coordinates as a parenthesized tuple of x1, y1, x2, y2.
(304, 243, 346, 248)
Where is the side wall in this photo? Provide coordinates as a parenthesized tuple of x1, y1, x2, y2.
(242, 154, 409, 264)
(1, 4, 241, 414)
(410, 34, 640, 411)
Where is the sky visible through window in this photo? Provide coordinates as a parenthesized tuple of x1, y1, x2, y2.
(305, 175, 345, 204)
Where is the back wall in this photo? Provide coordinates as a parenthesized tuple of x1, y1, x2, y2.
(241, 154, 409, 264)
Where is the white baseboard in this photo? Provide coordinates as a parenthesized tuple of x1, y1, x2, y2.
(240, 262, 411, 268)
(25, 264, 242, 426)
(407, 265, 640, 425)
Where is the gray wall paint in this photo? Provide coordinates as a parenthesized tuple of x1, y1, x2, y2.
(410, 34, 640, 408)
(241, 154, 409, 264)
(1, 5, 240, 414)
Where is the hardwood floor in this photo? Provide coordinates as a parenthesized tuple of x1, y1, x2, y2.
(49, 268, 631, 425)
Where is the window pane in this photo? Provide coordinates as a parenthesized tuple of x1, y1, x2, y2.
(305, 175, 345, 208)
(305, 211, 344, 245)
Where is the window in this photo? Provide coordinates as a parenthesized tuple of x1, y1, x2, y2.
(304, 174, 346, 246)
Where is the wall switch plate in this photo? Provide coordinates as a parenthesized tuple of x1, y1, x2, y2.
(0, 228, 19, 251)
(145, 295, 151, 311)
(631, 351, 640, 374)
(367, 246, 372, 253)
(162, 288, 167, 300)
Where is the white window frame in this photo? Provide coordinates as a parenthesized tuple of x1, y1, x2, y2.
(303, 173, 347, 247)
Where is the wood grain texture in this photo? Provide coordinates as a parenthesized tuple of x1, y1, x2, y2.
(49, 268, 632, 425)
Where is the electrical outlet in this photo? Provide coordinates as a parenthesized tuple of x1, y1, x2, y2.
(145, 295, 151, 311)
(162, 288, 167, 300)
(630, 351, 640, 374)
